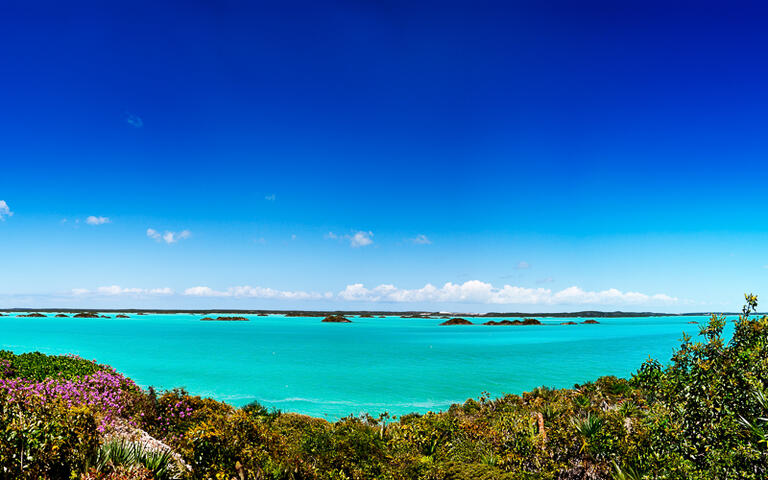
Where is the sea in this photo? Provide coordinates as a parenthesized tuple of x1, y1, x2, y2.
(0, 312, 733, 420)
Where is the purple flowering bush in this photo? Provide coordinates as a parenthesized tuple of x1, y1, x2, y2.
(0, 369, 140, 431)
(0, 351, 143, 478)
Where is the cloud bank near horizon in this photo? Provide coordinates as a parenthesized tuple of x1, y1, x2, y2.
(64, 280, 678, 307)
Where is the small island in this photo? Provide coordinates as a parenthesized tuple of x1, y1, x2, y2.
(582, 319, 600, 324)
(322, 315, 352, 323)
(200, 316, 250, 322)
(483, 319, 520, 326)
(483, 318, 543, 325)
(440, 317, 474, 325)
(17, 313, 46, 317)
(73, 313, 101, 318)
(115, 314, 130, 318)
(55, 314, 69, 318)
(521, 318, 542, 325)
(560, 321, 578, 325)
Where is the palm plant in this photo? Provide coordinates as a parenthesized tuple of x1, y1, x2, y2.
(618, 399, 639, 417)
(612, 461, 646, 480)
(90, 439, 182, 480)
(571, 414, 603, 454)
(141, 448, 179, 479)
(738, 389, 768, 451)
(573, 413, 603, 438)
(479, 451, 500, 466)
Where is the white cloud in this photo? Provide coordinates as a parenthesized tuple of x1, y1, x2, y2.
(0, 200, 13, 220)
(149, 287, 174, 295)
(412, 234, 432, 245)
(337, 281, 678, 306)
(183, 285, 331, 300)
(265, 194, 276, 201)
(516, 261, 530, 269)
(86, 216, 110, 225)
(183, 286, 229, 297)
(147, 228, 191, 245)
(125, 112, 143, 128)
(325, 230, 374, 247)
(349, 231, 374, 247)
(72, 286, 174, 296)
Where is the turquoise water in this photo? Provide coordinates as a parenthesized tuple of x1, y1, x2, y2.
(0, 313, 731, 420)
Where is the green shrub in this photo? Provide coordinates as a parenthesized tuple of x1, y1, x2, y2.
(0, 394, 99, 478)
(0, 350, 105, 381)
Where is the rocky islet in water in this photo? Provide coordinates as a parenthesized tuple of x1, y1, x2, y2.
(200, 316, 250, 322)
(440, 317, 474, 325)
(322, 315, 352, 323)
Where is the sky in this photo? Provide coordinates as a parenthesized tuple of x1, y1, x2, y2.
(1, 0, 767, 312)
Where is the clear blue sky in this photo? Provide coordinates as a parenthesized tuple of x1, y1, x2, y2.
(1, 1, 766, 312)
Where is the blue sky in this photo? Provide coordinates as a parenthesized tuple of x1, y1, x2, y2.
(1, 1, 767, 312)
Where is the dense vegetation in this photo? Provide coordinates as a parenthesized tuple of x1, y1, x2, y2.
(1, 295, 767, 479)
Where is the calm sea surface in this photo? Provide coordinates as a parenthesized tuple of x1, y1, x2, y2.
(0, 313, 733, 420)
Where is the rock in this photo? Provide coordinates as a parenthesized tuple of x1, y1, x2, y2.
(55, 314, 69, 318)
(322, 315, 352, 323)
(522, 318, 542, 325)
(17, 313, 46, 317)
(582, 319, 600, 324)
(440, 317, 473, 326)
(100, 315, 110, 318)
(116, 314, 130, 318)
(687, 321, 698, 324)
(104, 419, 191, 475)
(200, 316, 249, 321)
(358, 314, 374, 318)
(560, 321, 578, 325)
(73, 312, 101, 318)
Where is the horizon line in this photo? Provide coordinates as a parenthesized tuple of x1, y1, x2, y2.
(0, 308, 750, 317)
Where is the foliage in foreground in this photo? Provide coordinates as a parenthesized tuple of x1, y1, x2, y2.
(0, 294, 767, 479)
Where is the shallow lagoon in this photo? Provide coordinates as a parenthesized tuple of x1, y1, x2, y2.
(0, 313, 733, 420)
